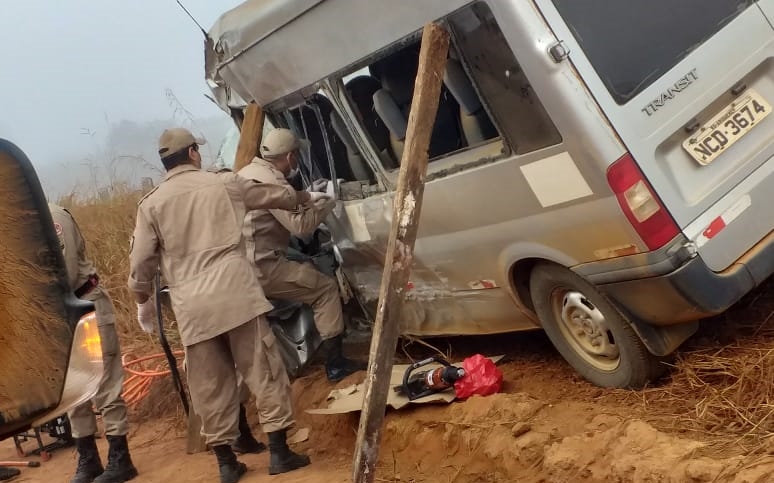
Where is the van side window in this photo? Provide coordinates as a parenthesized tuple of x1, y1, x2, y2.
(552, 0, 755, 104)
(341, 37, 502, 167)
(448, 2, 562, 155)
(340, 1, 560, 170)
(276, 94, 376, 185)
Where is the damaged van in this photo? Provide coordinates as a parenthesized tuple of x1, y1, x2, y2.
(205, 0, 774, 388)
(0, 139, 104, 440)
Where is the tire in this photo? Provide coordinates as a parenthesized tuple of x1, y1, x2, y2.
(529, 263, 664, 389)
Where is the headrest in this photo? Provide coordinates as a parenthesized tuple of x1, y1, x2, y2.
(444, 59, 482, 116)
(373, 89, 408, 140)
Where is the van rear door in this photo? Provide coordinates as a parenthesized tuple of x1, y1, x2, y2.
(540, 0, 774, 272)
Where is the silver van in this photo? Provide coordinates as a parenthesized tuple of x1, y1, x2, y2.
(205, 0, 774, 388)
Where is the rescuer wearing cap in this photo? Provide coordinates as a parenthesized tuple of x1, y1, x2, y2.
(238, 128, 366, 382)
(128, 128, 326, 482)
(49, 203, 138, 483)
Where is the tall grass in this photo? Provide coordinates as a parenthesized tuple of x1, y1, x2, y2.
(58, 183, 181, 353)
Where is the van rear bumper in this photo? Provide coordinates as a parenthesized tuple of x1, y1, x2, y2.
(575, 231, 774, 326)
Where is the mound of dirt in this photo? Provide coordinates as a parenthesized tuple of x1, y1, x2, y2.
(271, 371, 774, 483)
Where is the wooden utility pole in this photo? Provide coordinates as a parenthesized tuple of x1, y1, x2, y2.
(352, 23, 450, 483)
(233, 102, 264, 171)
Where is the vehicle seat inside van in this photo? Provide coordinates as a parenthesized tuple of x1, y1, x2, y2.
(443, 57, 498, 145)
(370, 45, 463, 164)
(372, 80, 409, 162)
(344, 75, 399, 170)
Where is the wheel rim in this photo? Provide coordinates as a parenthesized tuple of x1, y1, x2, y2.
(549, 288, 620, 371)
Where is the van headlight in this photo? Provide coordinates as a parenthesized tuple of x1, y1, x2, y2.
(31, 312, 104, 427)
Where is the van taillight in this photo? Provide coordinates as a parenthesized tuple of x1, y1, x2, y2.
(606, 153, 679, 251)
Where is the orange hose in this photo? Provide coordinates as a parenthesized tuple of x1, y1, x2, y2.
(121, 351, 185, 408)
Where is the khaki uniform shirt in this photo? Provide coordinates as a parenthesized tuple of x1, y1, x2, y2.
(128, 164, 302, 346)
(48, 204, 97, 291)
(238, 158, 333, 267)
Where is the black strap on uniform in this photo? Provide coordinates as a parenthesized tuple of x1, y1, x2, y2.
(155, 271, 189, 416)
(74, 274, 99, 298)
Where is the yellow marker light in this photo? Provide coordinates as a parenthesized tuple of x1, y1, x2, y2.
(79, 312, 102, 362)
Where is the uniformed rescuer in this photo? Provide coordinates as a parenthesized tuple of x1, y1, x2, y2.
(128, 128, 327, 483)
(238, 128, 366, 382)
(49, 203, 138, 483)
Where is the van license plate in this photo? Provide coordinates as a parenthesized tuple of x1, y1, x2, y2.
(682, 89, 770, 166)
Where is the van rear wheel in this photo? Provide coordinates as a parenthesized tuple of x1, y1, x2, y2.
(529, 263, 663, 389)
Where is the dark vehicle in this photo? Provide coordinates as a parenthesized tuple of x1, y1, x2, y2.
(0, 139, 103, 441)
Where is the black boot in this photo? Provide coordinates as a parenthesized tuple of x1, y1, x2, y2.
(213, 445, 247, 483)
(0, 467, 20, 481)
(321, 335, 367, 382)
(70, 435, 104, 483)
(231, 404, 266, 454)
(92, 435, 137, 483)
(267, 429, 310, 475)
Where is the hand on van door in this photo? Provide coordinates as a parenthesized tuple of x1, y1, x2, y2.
(325, 179, 344, 201)
(306, 191, 331, 207)
(308, 178, 329, 192)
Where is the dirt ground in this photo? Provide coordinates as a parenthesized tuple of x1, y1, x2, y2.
(3, 281, 774, 483)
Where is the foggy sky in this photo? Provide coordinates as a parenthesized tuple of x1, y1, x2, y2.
(0, 0, 244, 167)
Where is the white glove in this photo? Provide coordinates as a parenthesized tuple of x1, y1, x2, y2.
(308, 178, 329, 192)
(306, 191, 331, 206)
(136, 298, 156, 333)
(324, 180, 338, 202)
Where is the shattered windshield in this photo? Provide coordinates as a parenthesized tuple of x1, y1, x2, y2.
(552, 0, 756, 104)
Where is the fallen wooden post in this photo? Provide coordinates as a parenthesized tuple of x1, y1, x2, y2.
(233, 102, 264, 172)
(352, 22, 450, 483)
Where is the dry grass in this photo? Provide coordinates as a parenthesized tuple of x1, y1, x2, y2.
(59, 184, 181, 351)
(58, 184, 186, 418)
(618, 277, 774, 452)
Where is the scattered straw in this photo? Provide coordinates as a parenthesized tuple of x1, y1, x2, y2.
(616, 279, 774, 453)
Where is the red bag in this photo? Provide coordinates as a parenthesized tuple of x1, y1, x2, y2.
(453, 354, 503, 399)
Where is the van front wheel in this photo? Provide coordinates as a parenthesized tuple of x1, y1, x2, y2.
(529, 263, 663, 389)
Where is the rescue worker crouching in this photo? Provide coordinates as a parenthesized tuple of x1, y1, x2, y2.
(129, 128, 327, 482)
(238, 128, 367, 382)
(48, 204, 138, 483)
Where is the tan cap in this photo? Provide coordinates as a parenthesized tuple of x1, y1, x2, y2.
(158, 128, 206, 159)
(260, 128, 300, 157)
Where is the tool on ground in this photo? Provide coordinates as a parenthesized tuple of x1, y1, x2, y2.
(394, 356, 465, 401)
(452, 354, 503, 400)
(12, 415, 73, 461)
(155, 271, 189, 416)
(0, 461, 40, 468)
(0, 467, 20, 482)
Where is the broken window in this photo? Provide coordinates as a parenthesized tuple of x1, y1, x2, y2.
(448, 2, 562, 154)
(340, 37, 498, 169)
(274, 92, 376, 188)
(339, 1, 560, 170)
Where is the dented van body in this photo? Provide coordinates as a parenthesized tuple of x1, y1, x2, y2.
(205, 0, 774, 388)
